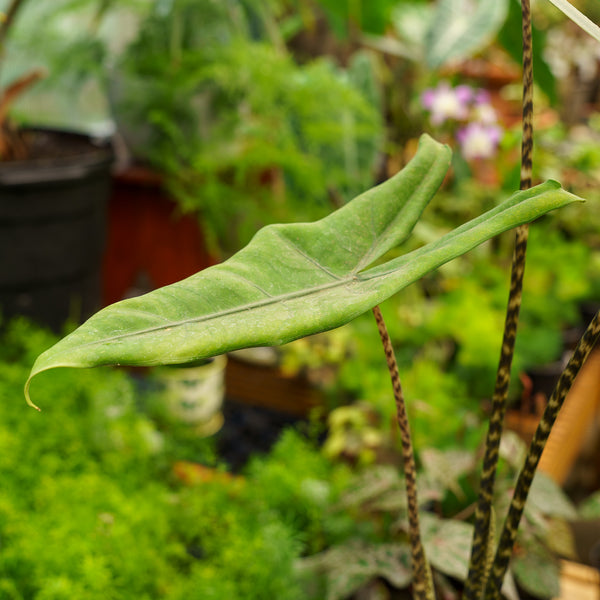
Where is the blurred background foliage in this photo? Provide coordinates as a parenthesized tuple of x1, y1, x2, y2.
(1, 0, 600, 597)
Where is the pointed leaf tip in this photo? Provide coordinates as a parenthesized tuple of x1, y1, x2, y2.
(24, 380, 41, 411)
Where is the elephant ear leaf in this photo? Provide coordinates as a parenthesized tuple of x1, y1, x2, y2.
(25, 134, 581, 408)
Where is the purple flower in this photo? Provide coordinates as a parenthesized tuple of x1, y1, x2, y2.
(456, 122, 503, 160)
(421, 80, 504, 160)
(472, 102, 498, 125)
(421, 82, 473, 125)
(474, 89, 491, 105)
(472, 89, 498, 124)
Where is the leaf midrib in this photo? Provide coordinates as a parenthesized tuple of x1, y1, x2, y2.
(70, 270, 366, 349)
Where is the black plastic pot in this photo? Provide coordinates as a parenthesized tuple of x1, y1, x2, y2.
(0, 129, 113, 331)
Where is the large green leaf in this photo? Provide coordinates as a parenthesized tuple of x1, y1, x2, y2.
(421, 512, 474, 582)
(425, 0, 509, 68)
(512, 540, 561, 599)
(526, 472, 577, 521)
(421, 514, 520, 600)
(25, 135, 581, 407)
(296, 540, 412, 600)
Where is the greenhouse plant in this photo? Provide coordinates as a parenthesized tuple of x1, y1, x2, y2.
(107, 0, 383, 256)
(21, 0, 600, 599)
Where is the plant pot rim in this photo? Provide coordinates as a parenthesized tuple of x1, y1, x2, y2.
(0, 127, 113, 187)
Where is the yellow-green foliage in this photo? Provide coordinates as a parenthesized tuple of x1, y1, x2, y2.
(0, 319, 317, 599)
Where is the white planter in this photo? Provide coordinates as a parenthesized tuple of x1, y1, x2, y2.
(158, 355, 227, 435)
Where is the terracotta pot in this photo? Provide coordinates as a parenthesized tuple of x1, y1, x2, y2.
(102, 165, 215, 305)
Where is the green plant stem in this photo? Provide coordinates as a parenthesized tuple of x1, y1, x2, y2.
(170, 0, 183, 67)
(484, 310, 600, 599)
(463, 1, 533, 597)
(372, 305, 435, 600)
(89, 0, 113, 36)
(254, 0, 286, 53)
(0, 0, 26, 49)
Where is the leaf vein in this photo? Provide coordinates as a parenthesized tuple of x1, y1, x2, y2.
(270, 229, 344, 280)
